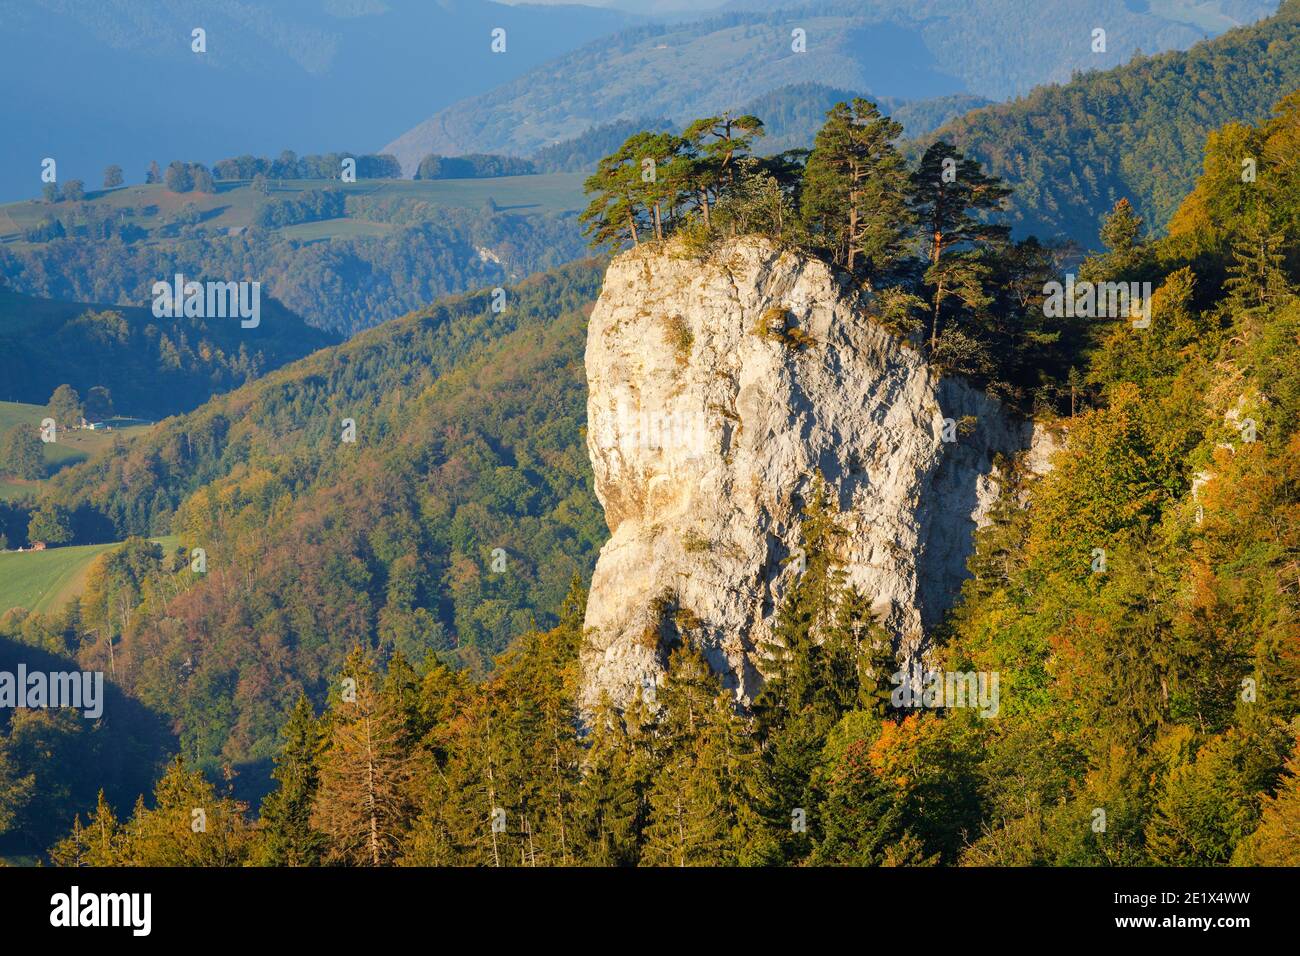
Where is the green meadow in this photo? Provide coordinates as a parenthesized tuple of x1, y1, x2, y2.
(0, 173, 586, 246)
(0, 536, 178, 615)
(0, 401, 152, 501)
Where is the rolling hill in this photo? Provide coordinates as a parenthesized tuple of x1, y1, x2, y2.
(0, 175, 587, 245)
(0, 284, 336, 419)
(0, 400, 154, 503)
(383, 0, 1276, 169)
(0, 175, 589, 336)
(0, 535, 178, 615)
(24, 258, 608, 782)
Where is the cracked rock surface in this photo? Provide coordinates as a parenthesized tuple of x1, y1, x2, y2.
(580, 237, 1035, 711)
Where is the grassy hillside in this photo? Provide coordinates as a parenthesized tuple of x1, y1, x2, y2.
(933, 0, 1300, 246)
(0, 401, 152, 501)
(0, 178, 589, 337)
(0, 536, 178, 615)
(0, 175, 587, 247)
(383, 0, 1273, 168)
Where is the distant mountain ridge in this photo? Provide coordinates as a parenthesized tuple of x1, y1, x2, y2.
(0, 0, 635, 202)
(384, 0, 1275, 171)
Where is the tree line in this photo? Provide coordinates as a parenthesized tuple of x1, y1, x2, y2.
(581, 100, 1079, 411)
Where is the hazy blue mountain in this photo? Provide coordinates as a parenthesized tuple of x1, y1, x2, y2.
(0, 0, 634, 202)
(384, 0, 1276, 169)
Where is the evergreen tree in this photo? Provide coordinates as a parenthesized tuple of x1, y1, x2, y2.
(1234, 735, 1300, 865)
(576, 694, 642, 866)
(809, 735, 904, 866)
(0, 733, 34, 837)
(64, 758, 255, 866)
(755, 477, 883, 733)
(580, 132, 668, 250)
(907, 141, 1011, 348)
(310, 649, 416, 865)
(800, 99, 911, 277)
(48, 791, 121, 866)
(1100, 197, 1142, 250)
(744, 478, 895, 864)
(1224, 213, 1294, 312)
(255, 694, 326, 866)
(641, 644, 751, 866)
(681, 112, 765, 226)
(0, 425, 44, 480)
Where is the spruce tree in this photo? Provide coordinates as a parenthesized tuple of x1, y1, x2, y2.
(747, 478, 894, 863)
(255, 694, 326, 866)
(49, 791, 121, 866)
(1224, 212, 1294, 312)
(310, 648, 417, 865)
(1099, 198, 1144, 271)
(576, 694, 643, 866)
(641, 645, 748, 866)
(116, 758, 254, 866)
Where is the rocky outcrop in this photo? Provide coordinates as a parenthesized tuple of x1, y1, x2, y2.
(579, 237, 1034, 711)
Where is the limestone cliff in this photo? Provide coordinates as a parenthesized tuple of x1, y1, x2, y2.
(580, 237, 1035, 711)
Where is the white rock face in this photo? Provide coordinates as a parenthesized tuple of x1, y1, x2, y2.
(580, 237, 1032, 711)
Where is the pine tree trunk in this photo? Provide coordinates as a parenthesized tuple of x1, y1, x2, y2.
(486, 713, 500, 867)
(364, 714, 380, 866)
(929, 228, 944, 351)
(930, 279, 944, 351)
(848, 201, 858, 273)
(552, 728, 568, 863)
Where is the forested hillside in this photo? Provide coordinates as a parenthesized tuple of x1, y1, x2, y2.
(0, 181, 587, 337)
(738, 83, 990, 152)
(6, 2, 1300, 875)
(0, 288, 335, 418)
(934, 0, 1300, 245)
(0, 261, 607, 808)
(41, 92, 1300, 870)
